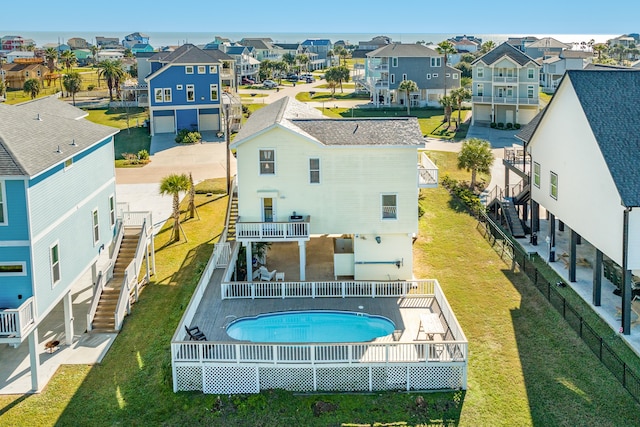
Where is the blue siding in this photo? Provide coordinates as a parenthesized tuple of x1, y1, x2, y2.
(0, 246, 32, 308)
(151, 61, 163, 73)
(149, 64, 221, 108)
(177, 109, 198, 130)
(1, 179, 29, 241)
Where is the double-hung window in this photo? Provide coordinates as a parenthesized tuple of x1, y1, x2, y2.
(477, 67, 484, 78)
(92, 209, 100, 245)
(430, 57, 442, 67)
(477, 83, 484, 97)
(109, 196, 116, 227)
(527, 85, 535, 99)
(154, 88, 163, 103)
(198, 65, 206, 74)
(185, 66, 194, 74)
(209, 65, 217, 73)
(210, 84, 218, 101)
(186, 84, 195, 102)
(550, 172, 558, 199)
(390, 74, 395, 84)
(309, 158, 320, 183)
(391, 57, 398, 67)
(259, 149, 275, 175)
(533, 162, 541, 188)
(51, 243, 60, 285)
(381, 194, 398, 220)
(163, 88, 172, 102)
(528, 68, 535, 79)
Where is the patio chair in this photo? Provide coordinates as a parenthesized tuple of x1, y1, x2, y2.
(260, 267, 277, 281)
(185, 325, 207, 341)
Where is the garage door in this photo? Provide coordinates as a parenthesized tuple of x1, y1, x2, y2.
(199, 113, 220, 131)
(154, 116, 175, 134)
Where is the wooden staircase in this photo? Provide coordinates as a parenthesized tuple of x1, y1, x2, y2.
(91, 229, 140, 332)
(501, 200, 526, 238)
(227, 194, 238, 241)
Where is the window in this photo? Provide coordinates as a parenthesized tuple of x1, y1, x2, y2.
(477, 67, 484, 78)
(210, 84, 218, 101)
(426, 73, 431, 79)
(381, 194, 397, 220)
(186, 84, 195, 102)
(209, 65, 217, 73)
(50, 243, 60, 284)
(176, 84, 183, 90)
(37, 70, 41, 77)
(0, 263, 26, 276)
(446, 73, 450, 78)
(528, 68, 535, 79)
(185, 65, 194, 74)
(390, 74, 395, 84)
(92, 209, 100, 245)
(0, 181, 5, 224)
(453, 74, 458, 79)
(550, 172, 558, 199)
(533, 162, 540, 188)
(391, 57, 398, 67)
(198, 65, 206, 74)
(527, 85, 535, 99)
(163, 88, 172, 102)
(64, 158, 73, 169)
(402, 73, 407, 81)
(309, 158, 320, 183)
(259, 149, 275, 174)
(154, 88, 163, 102)
(430, 57, 442, 67)
(109, 196, 116, 227)
(477, 83, 484, 96)
(432, 73, 438, 78)
(25, 71, 29, 77)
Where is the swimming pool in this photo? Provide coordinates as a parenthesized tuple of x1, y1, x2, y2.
(226, 310, 395, 343)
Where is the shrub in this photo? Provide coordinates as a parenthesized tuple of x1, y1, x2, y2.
(506, 122, 513, 129)
(497, 122, 504, 129)
(514, 123, 521, 129)
(138, 149, 149, 160)
(175, 129, 201, 144)
(490, 122, 497, 129)
(121, 152, 139, 164)
(87, 84, 95, 91)
(440, 174, 484, 213)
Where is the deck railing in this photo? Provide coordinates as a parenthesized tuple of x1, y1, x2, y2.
(0, 297, 35, 338)
(418, 152, 439, 188)
(236, 217, 310, 240)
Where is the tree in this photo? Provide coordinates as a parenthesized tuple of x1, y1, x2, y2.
(23, 78, 40, 99)
(44, 47, 58, 75)
(282, 53, 296, 68)
(98, 59, 125, 101)
(457, 138, 494, 189)
(326, 49, 334, 67)
(480, 41, 496, 54)
(159, 173, 191, 243)
(60, 50, 77, 72)
(63, 72, 82, 106)
(593, 43, 609, 61)
(439, 95, 454, 127)
(124, 48, 133, 58)
(188, 172, 197, 219)
(90, 45, 100, 65)
(398, 79, 418, 115)
(259, 59, 274, 81)
(0, 79, 5, 99)
(436, 40, 457, 99)
(295, 54, 309, 73)
(450, 87, 471, 129)
(454, 61, 472, 78)
(324, 66, 350, 94)
(334, 45, 348, 65)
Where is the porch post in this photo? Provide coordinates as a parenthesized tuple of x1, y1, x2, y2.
(621, 208, 631, 335)
(593, 249, 602, 306)
(548, 213, 555, 262)
(298, 240, 306, 281)
(63, 291, 74, 346)
(558, 220, 564, 232)
(245, 243, 253, 282)
(505, 168, 510, 197)
(569, 228, 577, 282)
(530, 200, 539, 245)
(28, 327, 40, 391)
(91, 261, 98, 286)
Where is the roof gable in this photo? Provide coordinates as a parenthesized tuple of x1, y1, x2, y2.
(472, 42, 539, 66)
(367, 43, 438, 58)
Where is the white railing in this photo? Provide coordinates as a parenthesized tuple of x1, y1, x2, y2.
(86, 272, 105, 332)
(121, 211, 152, 228)
(493, 76, 518, 83)
(434, 284, 468, 344)
(114, 271, 131, 331)
(220, 177, 237, 243)
(172, 340, 467, 365)
(472, 95, 539, 105)
(236, 217, 310, 240)
(418, 152, 439, 188)
(0, 297, 35, 338)
(221, 279, 437, 300)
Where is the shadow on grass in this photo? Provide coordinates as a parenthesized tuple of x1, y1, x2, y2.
(0, 394, 30, 417)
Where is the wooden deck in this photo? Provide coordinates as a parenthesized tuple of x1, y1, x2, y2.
(188, 269, 447, 344)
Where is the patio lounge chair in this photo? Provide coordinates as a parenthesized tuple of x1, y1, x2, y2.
(259, 266, 277, 281)
(185, 325, 207, 341)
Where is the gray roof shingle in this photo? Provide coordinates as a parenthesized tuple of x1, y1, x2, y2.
(367, 43, 438, 58)
(472, 42, 539, 66)
(0, 99, 118, 177)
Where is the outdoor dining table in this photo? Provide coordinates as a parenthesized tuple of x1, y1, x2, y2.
(417, 313, 445, 340)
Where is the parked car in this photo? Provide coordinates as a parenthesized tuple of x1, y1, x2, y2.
(305, 77, 314, 83)
(286, 74, 299, 81)
(242, 77, 255, 85)
(300, 73, 314, 80)
(263, 80, 278, 88)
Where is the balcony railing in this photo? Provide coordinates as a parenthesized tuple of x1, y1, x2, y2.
(493, 76, 518, 83)
(236, 216, 310, 241)
(418, 152, 438, 188)
(472, 96, 539, 105)
(0, 297, 35, 339)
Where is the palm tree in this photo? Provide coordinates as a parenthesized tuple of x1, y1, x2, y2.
(457, 138, 494, 189)
(98, 59, 125, 101)
(90, 45, 100, 65)
(439, 95, 454, 127)
(327, 49, 334, 67)
(593, 43, 609, 62)
(188, 173, 196, 219)
(436, 40, 457, 99)
(259, 59, 274, 81)
(480, 41, 496, 54)
(450, 87, 471, 129)
(23, 78, 40, 99)
(63, 72, 82, 106)
(159, 173, 191, 243)
(60, 50, 77, 72)
(44, 48, 58, 75)
(398, 79, 418, 115)
(295, 54, 309, 73)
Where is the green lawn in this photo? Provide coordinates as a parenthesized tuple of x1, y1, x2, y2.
(1, 155, 639, 426)
(295, 91, 370, 102)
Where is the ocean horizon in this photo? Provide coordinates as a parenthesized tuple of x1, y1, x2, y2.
(12, 31, 618, 48)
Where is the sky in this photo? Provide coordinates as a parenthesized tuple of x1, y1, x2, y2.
(7, 0, 640, 36)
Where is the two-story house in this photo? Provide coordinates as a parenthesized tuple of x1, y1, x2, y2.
(362, 43, 461, 108)
(145, 44, 237, 135)
(471, 42, 541, 126)
(217, 45, 260, 85)
(239, 38, 280, 61)
(122, 32, 150, 49)
(3, 60, 49, 90)
(67, 37, 91, 50)
(301, 39, 332, 66)
(95, 36, 120, 49)
(0, 97, 119, 390)
(540, 50, 594, 92)
(524, 37, 572, 60)
(521, 70, 640, 335)
(229, 97, 438, 281)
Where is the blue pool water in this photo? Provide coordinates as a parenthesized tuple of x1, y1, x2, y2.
(226, 311, 395, 343)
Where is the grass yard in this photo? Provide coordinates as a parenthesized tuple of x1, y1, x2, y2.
(3, 86, 61, 104)
(296, 91, 369, 102)
(2, 155, 639, 426)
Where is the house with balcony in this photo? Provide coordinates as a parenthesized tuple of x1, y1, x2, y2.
(122, 32, 150, 49)
(521, 70, 640, 336)
(471, 42, 541, 126)
(524, 37, 572, 60)
(301, 39, 332, 66)
(3, 61, 48, 89)
(67, 37, 91, 50)
(145, 43, 238, 135)
(0, 97, 119, 391)
(239, 38, 280, 61)
(229, 96, 438, 281)
(216, 45, 260, 85)
(95, 36, 120, 49)
(361, 43, 461, 108)
(540, 50, 594, 92)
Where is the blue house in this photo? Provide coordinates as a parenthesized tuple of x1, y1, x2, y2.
(145, 44, 236, 135)
(0, 96, 118, 391)
(131, 43, 155, 54)
(301, 39, 333, 64)
(123, 32, 150, 49)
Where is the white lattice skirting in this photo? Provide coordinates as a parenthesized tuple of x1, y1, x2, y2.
(175, 364, 466, 394)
